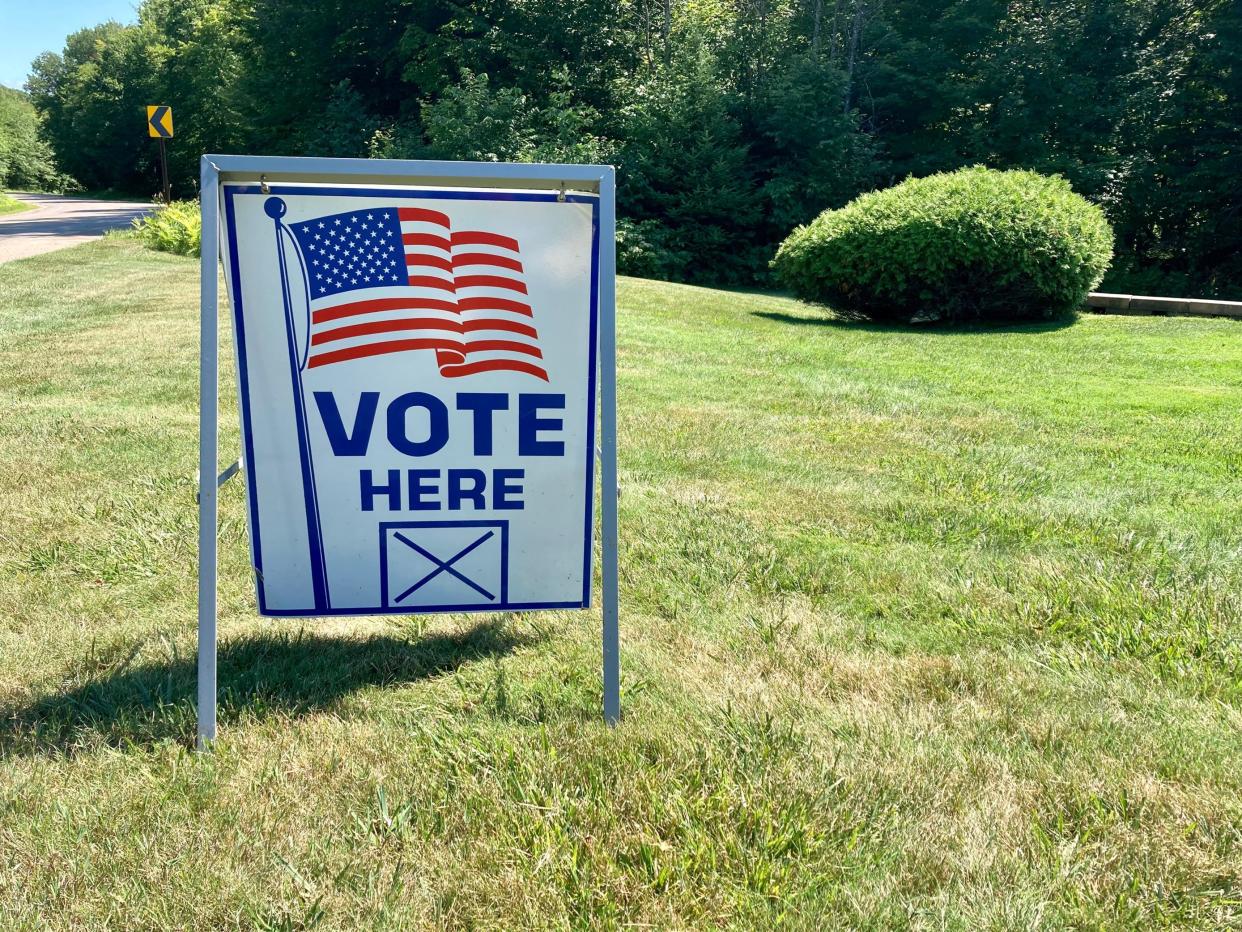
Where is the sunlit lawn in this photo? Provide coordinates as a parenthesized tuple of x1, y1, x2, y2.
(1, 237, 1240, 929)
(0, 193, 32, 216)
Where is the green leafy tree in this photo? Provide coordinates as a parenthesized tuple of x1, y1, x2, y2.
(140, 0, 247, 192)
(0, 86, 66, 190)
(618, 47, 761, 283)
(753, 53, 876, 243)
(26, 22, 158, 192)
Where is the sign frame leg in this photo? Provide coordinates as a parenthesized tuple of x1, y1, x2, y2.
(599, 168, 620, 726)
(197, 158, 220, 750)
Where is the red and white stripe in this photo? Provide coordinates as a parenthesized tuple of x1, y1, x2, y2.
(305, 206, 547, 379)
(444, 227, 545, 380)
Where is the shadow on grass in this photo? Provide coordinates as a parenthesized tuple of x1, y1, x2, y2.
(751, 310, 1079, 334)
(0, 621, 531, 757)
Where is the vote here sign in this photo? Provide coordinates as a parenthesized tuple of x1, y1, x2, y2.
(220, 184, 600, 616)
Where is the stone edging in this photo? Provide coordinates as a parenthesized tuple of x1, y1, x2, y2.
(1086, 293, 1242, 319)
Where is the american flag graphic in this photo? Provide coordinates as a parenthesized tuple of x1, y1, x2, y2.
(288, 206, 547, 380)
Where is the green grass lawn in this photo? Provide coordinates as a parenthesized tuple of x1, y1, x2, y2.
(0, 192, 32, 216)
(1, 237, 1240, 929)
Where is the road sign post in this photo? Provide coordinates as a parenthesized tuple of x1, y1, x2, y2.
(197, 155, 620, 748)
(159, 137, 170, 203)
(147, 106, 173, 202)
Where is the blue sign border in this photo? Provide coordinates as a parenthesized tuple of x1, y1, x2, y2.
(222, 184, 600, 616)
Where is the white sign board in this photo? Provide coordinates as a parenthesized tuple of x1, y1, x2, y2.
(220, 183, 601, 616)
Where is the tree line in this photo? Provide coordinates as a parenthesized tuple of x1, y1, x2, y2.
(16, 0, 1242, 298)
(0, 86, 66, 192)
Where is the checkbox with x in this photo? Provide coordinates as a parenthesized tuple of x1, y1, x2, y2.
(379, 520, 509, 611)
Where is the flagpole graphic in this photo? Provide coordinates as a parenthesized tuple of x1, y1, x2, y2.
(265, 195, 330, 612)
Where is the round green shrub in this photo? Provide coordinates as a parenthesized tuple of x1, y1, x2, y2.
(772, 167, 1114, 325)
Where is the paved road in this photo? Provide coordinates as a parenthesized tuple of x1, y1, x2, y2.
(0, 193, 152, 264)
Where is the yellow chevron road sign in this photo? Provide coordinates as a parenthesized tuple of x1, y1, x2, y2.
(147, 105, 173, 138)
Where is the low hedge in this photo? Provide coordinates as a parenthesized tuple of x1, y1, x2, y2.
(772, 167, 1114, 325)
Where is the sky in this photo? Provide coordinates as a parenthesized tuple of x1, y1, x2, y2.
(0, 0, 138, 90)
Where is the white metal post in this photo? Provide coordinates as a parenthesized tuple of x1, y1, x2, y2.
(197, 157, 219, 749)
(598, 168, 620, 726)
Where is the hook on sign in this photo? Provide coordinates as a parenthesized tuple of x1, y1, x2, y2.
(259, 175, 270, 194)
